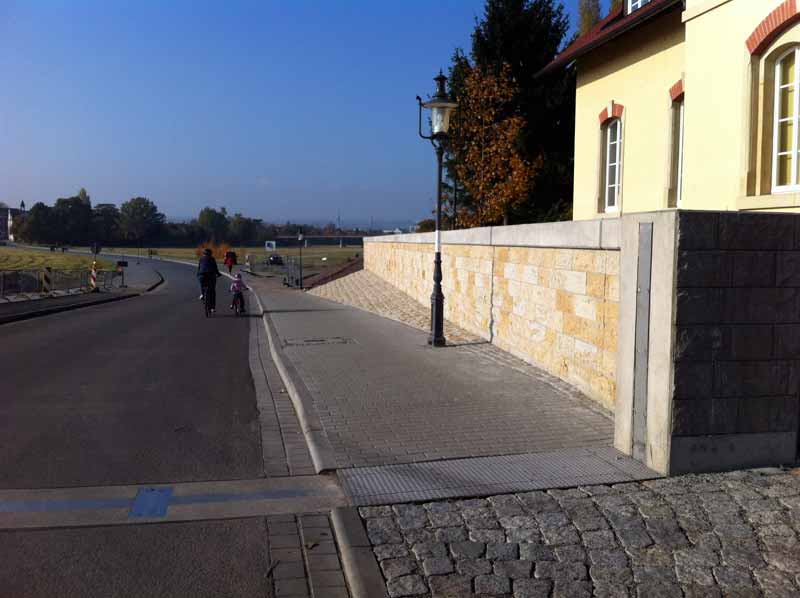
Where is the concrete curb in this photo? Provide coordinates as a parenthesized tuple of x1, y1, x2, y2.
(0, 291, 141, 326)
(330, 507, 389, 598)
(251, 290, 338, 474)
(145, 270, 165, 292)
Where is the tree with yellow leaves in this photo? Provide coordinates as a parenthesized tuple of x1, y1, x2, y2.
(448, 64, 538, 227)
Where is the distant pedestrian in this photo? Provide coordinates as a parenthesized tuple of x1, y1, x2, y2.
(224, 250, 237, 274)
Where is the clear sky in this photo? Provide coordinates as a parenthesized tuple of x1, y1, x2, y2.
(1, 1, 608, 226)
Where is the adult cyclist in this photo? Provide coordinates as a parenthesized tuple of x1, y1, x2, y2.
(197, 248, 221, 313)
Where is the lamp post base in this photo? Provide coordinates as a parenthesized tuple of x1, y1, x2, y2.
(428, 334, 446, 347)
(429, 250, 446, 347)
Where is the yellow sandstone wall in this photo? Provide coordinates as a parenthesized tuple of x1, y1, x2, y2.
(364, 242, 494, 339)
(364, 241, 620, 411)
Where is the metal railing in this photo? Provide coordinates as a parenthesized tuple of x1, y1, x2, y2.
(0, 269, 116, 299)
(283, 257, 303, 288)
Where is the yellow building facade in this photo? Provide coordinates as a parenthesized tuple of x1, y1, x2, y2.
(548, 0, 800, 219)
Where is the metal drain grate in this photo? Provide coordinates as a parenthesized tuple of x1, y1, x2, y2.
(283, 337, 357, 347)
(339, 447, 659, 506)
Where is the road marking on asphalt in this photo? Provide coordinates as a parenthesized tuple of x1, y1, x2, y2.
(1, 487, 337, 516)
(0, 475, 347, 529)
(129, 487, 173, 518)
(0, 497, 132, 513)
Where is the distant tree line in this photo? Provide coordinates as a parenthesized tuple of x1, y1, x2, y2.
(12, 189, 360, 247)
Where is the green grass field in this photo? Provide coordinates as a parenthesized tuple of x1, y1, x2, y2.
(0, 247, 112, 271)
(68, 245, 363, 268)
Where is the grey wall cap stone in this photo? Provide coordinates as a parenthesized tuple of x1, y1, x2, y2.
(366, 232, 434, 244)
(363, 218, 622, 250)
(490, 219, 602, 249)
(441, 226, 493, 245)
(331, 507, 390, 598)
(600, 219, 620, 249)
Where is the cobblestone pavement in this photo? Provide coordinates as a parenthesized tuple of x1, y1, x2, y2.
(360, 468, 800, 597)
(309, 269, 483, 345)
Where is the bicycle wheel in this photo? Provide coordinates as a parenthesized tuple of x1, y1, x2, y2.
(203, 287, 211, 317)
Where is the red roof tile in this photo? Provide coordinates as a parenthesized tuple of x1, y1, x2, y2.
(538, 0, 682, 76)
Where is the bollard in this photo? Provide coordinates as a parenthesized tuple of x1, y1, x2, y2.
(89, 261, 98, 292)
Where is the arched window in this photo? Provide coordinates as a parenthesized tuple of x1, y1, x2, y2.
(602, 119, 622, 212)
(668, 94, 685, 208)
(773, 47, 800, 191)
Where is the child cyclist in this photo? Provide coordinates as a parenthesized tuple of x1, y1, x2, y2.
(230, 273, 247, 313)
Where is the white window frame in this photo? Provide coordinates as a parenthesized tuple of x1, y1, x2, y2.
(604, 119, 622, 213)
(628, 0, 651, 13)
(773, 46, 800, 193)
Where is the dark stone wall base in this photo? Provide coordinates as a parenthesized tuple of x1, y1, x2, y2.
(670, 432, 798, 475)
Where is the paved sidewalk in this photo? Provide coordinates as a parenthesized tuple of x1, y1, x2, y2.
(249, 276, 613, 472)
(360, 468, 800, 598)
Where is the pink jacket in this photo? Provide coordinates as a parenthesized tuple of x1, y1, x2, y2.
(230, 279, 246, 293)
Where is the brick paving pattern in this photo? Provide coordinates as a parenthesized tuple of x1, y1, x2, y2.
(309, 269, 483, 345)
(251, 275, 613, 470)
(288, 338, 612, 469)
(360, 468, 800, 597)
(267, 513, 350, 598)
(250, 312, 316, 476)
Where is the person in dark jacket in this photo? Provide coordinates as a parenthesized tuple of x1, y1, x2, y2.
(197, 248, 221, 312)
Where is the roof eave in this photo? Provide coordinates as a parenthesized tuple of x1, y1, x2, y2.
(536, 0, 683, 78)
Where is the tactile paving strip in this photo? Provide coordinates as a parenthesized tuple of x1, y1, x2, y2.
(339, 447, 659, 505)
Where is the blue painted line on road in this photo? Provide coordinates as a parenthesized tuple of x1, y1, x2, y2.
(0, 487, 316, 515)
(129, 487, 173, 518)
(0, 497, 132, 513)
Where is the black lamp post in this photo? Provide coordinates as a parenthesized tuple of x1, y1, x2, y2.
(417, 70, 457, 347)
(298, 232, 304, 290)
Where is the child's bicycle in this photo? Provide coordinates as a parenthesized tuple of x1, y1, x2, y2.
(232, 293, 245, 316)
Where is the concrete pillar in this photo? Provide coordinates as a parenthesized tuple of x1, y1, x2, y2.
(616, 211, 679, 475)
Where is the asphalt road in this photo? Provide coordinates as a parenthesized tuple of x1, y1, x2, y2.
(0, 518, 270, 598)
(0, 259, 262, 488)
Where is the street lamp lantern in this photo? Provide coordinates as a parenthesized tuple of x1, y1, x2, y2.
(417, 70, 457, 347)
(423, 72, 458, 137)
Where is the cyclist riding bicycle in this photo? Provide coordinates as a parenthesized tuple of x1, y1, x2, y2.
(229, 273, 247, 313)
(197, 248, 221, 313)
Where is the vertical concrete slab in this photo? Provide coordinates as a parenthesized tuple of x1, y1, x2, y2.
(632, 223, 653, 462)
(616, 211, 678, 475)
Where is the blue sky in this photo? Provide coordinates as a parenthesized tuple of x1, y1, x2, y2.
(1, 1, 608, 226)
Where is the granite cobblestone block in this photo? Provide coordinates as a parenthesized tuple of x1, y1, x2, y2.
(360, 470, 800, 597)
